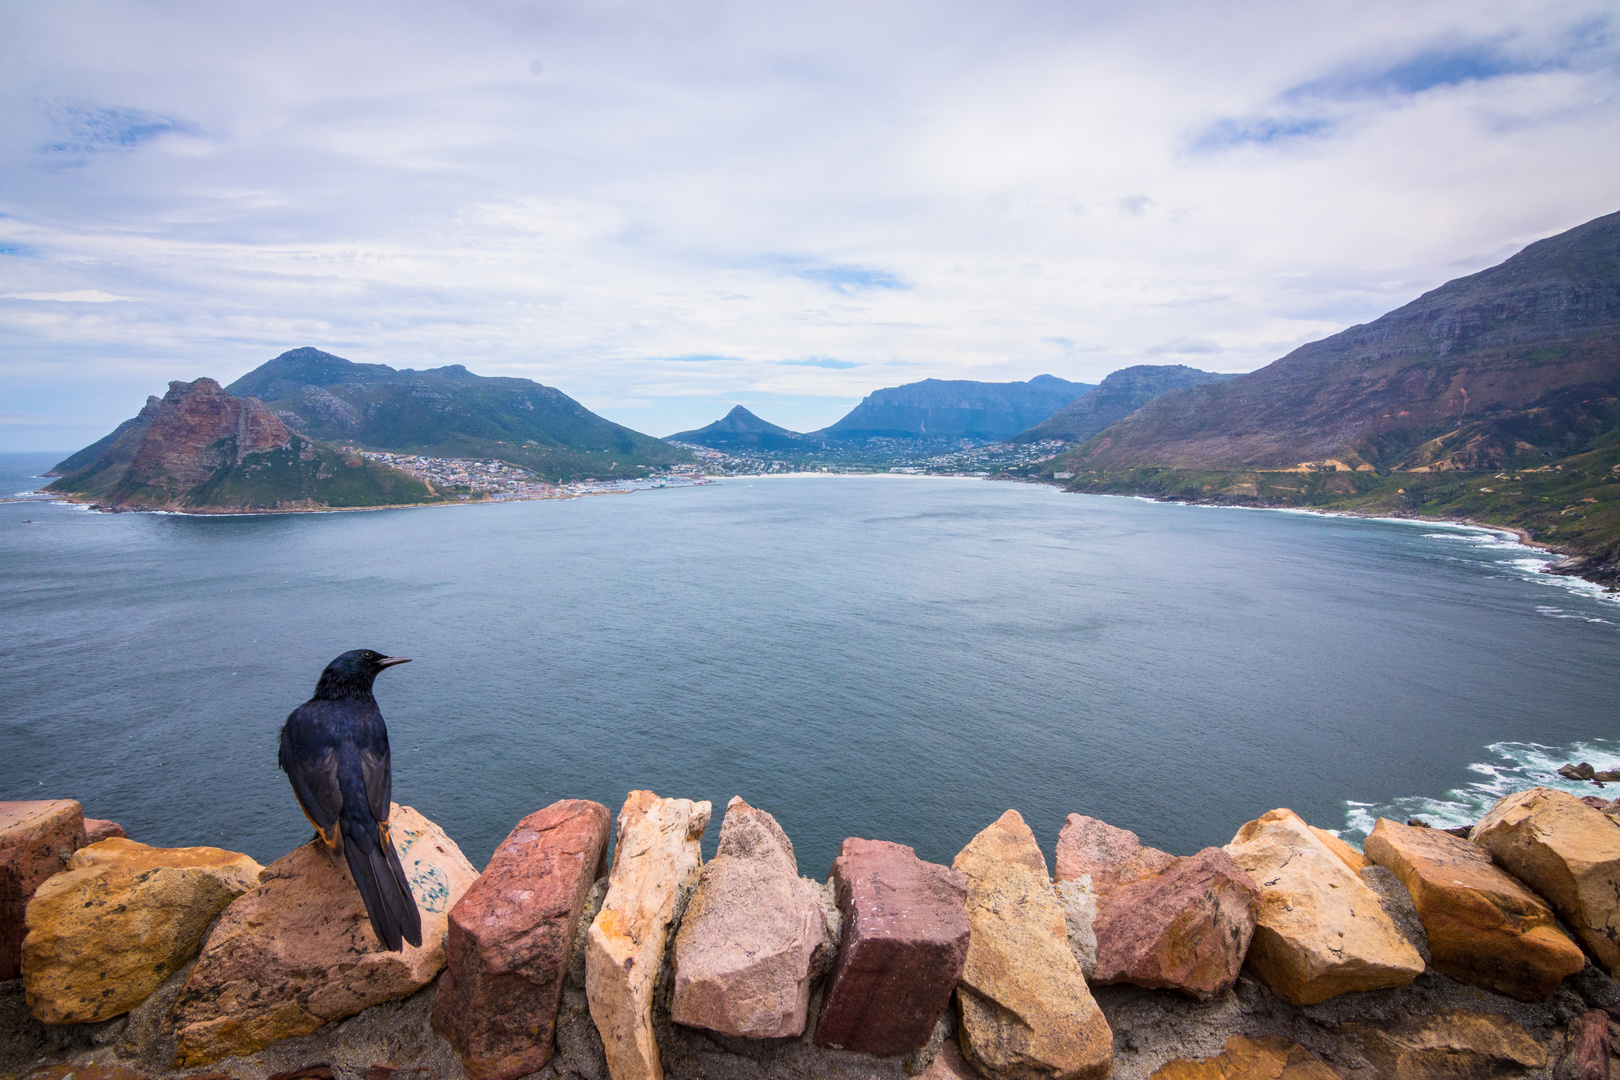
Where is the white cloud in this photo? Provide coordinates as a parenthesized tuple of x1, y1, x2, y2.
(0, 0, 1615, 443)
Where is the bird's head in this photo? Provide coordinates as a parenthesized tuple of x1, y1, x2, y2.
(313, 648, 412, 700)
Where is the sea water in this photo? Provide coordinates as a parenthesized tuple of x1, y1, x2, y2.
(2, 451, 1616, 872)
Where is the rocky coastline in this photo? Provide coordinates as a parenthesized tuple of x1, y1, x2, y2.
(7, 787, 1620, 1080)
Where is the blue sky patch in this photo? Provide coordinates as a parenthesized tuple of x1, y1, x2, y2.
(41, 105, 200, 155)
(0, 243, 37, 257)
(772, 258, 907, 293)
(779, 356, 861, 369)
(655, 354, 743, 363)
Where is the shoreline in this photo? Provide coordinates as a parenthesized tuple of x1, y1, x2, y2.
(1027, 477, 1619, 596)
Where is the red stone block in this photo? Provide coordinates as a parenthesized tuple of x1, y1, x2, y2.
(1, 800, 85, 979)
(814, 838, 970, 1056)
(432, 799, 611, 1080)
(1090, 846, 1259, 999)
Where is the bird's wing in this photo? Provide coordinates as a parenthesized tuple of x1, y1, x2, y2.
(360, 745, 392, 823)
(279, 720, 343, 829)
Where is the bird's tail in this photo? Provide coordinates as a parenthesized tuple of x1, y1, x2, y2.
(341, 811, 424, 952)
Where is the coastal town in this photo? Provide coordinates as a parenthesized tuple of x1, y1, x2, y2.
(668, 437, 1077, 478)
(348, 449, 714, 500)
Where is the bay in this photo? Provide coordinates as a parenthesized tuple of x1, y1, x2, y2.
(2, 450, 1617, 873)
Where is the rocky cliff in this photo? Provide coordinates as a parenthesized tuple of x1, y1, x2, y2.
(1011, 366, 1234, 445)
(46, 378, 440, 512)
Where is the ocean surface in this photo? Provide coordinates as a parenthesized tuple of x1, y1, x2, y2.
(3, 450, 1618, 874)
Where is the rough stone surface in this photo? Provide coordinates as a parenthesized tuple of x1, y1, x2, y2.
(170, 805, 476, 1067)
(1, 801, 86, 980)
(1090, 847, 1259, 1001)
(1055, 815, 1176, 893)
(80, 822, 126, 846)
(815, 837, 970, 1055)
(670, 798, 828, 1039)
(1472, 787, 1620, 975)
(1341, 1008, 1546, 1079)
(125, 379, 291, 493)
(1224, 808, 1424, 1006)
(1555, 1010, 1610, 1080)
(1054, 878, 1098, 980)
(920, 1039, 987, 1080)
(22, 839, 264, 1024)
(1309, 828, 1369, 873)
(586, 790, 711, 1080)
(21, 1066, 151, 1080)
(1364, 817, 1585, 1001)
(952, 809, 1112, 1080)
(1146, 1034, 1340, 1080)
(432, 799, 611, 1080)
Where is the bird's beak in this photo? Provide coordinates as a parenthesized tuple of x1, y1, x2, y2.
(377, 656, 412, 668)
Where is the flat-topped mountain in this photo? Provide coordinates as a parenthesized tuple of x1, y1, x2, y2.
(1012, 365, 1234, 444)
(1073, 211, 1620, 474)
(228, 347, 689, 481)
(819, 374, 1094, 442)
(45, 378, 438, 511)
(667, 406, 806, 452)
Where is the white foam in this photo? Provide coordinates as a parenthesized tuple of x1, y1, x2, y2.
(1339, 739, 1620, 846)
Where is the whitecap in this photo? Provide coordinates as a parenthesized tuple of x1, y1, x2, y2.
(1338, 739, 1620, 846)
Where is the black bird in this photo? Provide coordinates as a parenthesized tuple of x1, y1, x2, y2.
(278, 649, 423, 951)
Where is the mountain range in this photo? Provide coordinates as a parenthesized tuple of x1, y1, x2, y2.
(228, 348, 688, 480)
(1057, 209, 1620, 584)
(818, 374, 1093, 442)
(1012, 365, 1235, 444)
(667, 406, 806, 452)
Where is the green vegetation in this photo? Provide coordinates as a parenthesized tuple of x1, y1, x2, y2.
(185, 437, 445, 510)
(1039, 437, 1620, 585)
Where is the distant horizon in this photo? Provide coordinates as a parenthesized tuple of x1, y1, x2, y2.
(4, 1, 1616, 448)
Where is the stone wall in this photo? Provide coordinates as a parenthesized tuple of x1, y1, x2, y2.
(6, 787, 1620, 1080)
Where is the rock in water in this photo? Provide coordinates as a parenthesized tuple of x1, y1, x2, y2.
(171, 805, 476, 1067)
(952, 809, 1112, 1080)
(1223, 808, 1424, 1005)
(1, 800, 86, 980)
(1342, 1009, 1546, 1079)
(432, 799, 611, 1080)
(1089, 846, 1259, 1000)
(1054, 814, 1175, 892)
(1471, 787, 1620, 975)
(585, 790, 711, 1080)
(815, 837, 970, 1055)
(1363, 817, 1585, 1000)
(670, 797, 829, 1038)
(1147, 1034, 1340, 1079)
(22, 838, 263, 1023)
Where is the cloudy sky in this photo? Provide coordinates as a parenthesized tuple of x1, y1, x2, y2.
(2, 0, 1617, 449)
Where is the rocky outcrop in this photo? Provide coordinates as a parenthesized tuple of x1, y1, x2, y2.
(670, 798, 829, 1039)
(1, 800, 87, 980)
(432, 799, 611, 1080)
(1341, 1009, 1546, 1079)
(125, 379, 291, 494)
(585, 790, 711, 1080)
(1224, 808, 1424, 1005)
(952, 809, 1112, 1080)
(1309, 826, 1368, 872)
(815, 837, 970, 1055)
(1054, 814, 1175, 893)
(170, 805, 476, 1067)
(1089, 847, 1259, 1000)
(22, 839, 263, 1023)
(1472, 787, 1620, 975)
(1363, 817, 1585, 1000)
(1146, 1034, 1340, 1079)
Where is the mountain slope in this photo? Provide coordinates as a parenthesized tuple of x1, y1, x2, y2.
(1054, 209, 1620, 586)
(1072, 211, 1620, 474)
(820, 374, 1094, 442)
(1012, 365, 1234, 444)
(227, 347, 690, 481)
(667, 406, 806, 451)
(46, 378, 440, 511)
